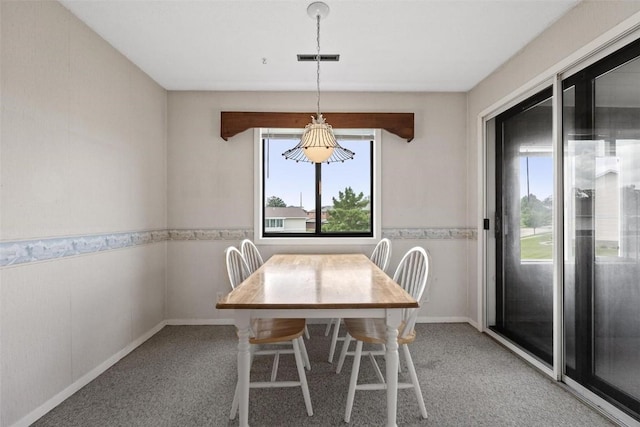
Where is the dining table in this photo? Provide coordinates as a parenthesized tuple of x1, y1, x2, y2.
(215, 252, 419, 427)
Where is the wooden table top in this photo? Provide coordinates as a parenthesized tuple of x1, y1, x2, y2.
(216, 253, 419, 310)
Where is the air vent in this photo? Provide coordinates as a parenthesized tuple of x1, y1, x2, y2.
(297, 54, 340, 62)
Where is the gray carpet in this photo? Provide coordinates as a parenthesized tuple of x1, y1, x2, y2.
(32, 323, 616, 426)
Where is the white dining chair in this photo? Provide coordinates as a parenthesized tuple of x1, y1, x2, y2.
(336, 246, 430, 423)
(241, 239, 311, 340)
(225, 245, 310, 369)
(325, 238, 392, 363)
(223, 246, 313, 419)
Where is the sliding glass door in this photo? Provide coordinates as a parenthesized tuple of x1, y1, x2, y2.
(492, 88, 554, 365)
(563, 39, 640, 420)
(488, 37, 640, 422)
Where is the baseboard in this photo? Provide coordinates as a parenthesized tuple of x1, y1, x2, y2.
(13, 320, 167, 427)
(167, 318, 321, 326)
(165, 318, 235, 326)
(466, 317, 481, 331)
(166, 317, 474, 326)
(416, 316, 472, 324)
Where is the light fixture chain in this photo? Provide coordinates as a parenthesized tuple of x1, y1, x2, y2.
(281, 2, 355, 164)
(316, 13, 321, 117)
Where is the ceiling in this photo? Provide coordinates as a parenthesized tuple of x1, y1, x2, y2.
(59, 0, 581, 92)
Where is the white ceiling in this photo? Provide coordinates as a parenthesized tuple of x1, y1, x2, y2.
(59, 0, 580, 92)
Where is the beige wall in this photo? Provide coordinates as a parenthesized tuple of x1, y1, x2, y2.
(4, 0, 640, 425)
(166, 91, 471, 322)
(466, 1, 640, 326)
(0, 2, 167, 426)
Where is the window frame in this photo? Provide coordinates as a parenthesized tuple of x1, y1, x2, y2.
(253, 128, 382, 245)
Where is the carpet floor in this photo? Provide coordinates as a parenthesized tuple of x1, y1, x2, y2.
(32, 323, 616, 426)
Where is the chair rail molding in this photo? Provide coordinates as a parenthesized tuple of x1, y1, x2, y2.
(0, 227, 474, 267)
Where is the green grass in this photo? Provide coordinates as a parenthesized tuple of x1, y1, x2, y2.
(521, 233, 620, 259)
(520, 232, 552, 259)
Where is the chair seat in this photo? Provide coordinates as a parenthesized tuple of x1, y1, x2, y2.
(343, 318, 415, 345)
(250, 318, 306, 344)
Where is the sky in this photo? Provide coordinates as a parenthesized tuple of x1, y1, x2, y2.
(264, 138, 371, 211)
(519, 156, 553, 200)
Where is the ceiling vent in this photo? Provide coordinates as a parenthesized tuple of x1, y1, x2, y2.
(297, 54, 340, 62)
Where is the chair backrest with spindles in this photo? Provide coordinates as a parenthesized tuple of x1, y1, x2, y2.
(225, 246, 251, 289)
(240, 239, 264, 274)
(392, 246, 430, 339)
(370, 238, 392, 273)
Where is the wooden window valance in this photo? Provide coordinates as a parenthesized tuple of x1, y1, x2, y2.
(221, 112, 414, 142)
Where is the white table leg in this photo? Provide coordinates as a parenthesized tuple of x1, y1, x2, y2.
(385, 309, 401, 427)
(236, 312, 252, 427)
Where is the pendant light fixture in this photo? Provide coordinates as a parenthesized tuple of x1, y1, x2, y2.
(282, 2, 355, 164)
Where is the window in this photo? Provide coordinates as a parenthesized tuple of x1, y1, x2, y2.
(265, 218, 284, 229)
(254, 128, 381, 244)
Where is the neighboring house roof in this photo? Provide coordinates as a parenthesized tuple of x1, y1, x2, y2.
(265, 206, 307, 218)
